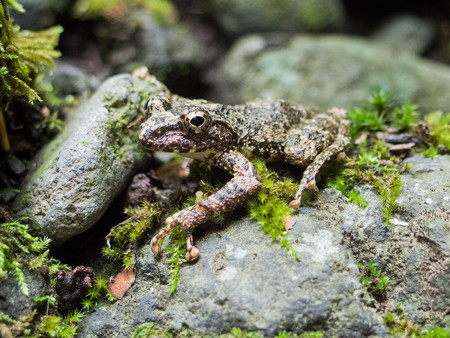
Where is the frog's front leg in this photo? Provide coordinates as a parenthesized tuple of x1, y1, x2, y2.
(150, 150, 261, 261)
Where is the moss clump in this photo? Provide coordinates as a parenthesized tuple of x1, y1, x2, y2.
(80, 277, 115, 312)
(0, 217, 52, 295)
(383, 305, 449, 337)
(328, 140, 403, 225)
(0, 0, 62, 150)
(348, 88, 420, 136)
(392, 103, 420, 132)
(0, 217, 88, 337)
(228, 327, 324, 338)
(348, 88, 390, 138)
(71, 0, 176, 25)
(359, 261, 389, 300)
(424, 111, 450, 151)
(102, 200, 163, 270)
(166, 223, 187, 293)
(131, 323, 324, 338)
(247, 160, 307, 260)
(132, 322, 174, 338)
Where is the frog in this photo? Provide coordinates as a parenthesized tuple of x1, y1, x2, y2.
(139, 94, 350, 261)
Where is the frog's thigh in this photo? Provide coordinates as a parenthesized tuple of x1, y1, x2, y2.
(283, 125, 333, 167)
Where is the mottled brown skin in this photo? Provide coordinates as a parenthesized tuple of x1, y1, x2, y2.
(139, 95, 350, 260)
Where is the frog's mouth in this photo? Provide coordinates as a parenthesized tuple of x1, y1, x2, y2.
(139, 125, 209, 154)
(140, 121, 236, 155)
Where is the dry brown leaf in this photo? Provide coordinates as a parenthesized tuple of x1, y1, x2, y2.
(108, 268, 136, 299)
(283, 215, 296, 231)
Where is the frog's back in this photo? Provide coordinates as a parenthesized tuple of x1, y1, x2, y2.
(230, 99, 318, 161)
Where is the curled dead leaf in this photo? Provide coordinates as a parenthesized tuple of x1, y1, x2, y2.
(108, 268, 136, 299)
(283, 215, 296, 231)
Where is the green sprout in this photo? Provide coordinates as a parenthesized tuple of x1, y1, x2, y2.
(360, 261, 389, 300)
(392, 103, 419, 131)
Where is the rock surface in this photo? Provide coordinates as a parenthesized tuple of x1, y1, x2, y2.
(103, 10, 206, 82)
(12, 72, 169, 247)
(213, 35, 450, 113)
(370, 14, 435, 54)
(205, 0, 346, 37)
(77, 155, 450, 336)
(45, 60, 101, 98)
(10, 0, 71, 30)
(0, 269, 47, 321)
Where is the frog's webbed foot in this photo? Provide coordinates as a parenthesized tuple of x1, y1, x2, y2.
(150, 207, 200, 261)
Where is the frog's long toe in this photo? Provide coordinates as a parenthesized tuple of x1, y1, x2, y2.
(186, 246, 200, 261)
(289, 198, 301, 209)
(185, 233, 200, 261)
(150, 236, 161, 255)
(150, 215, 180, 256)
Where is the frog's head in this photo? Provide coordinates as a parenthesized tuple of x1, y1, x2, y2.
(139, 95, 237, 158)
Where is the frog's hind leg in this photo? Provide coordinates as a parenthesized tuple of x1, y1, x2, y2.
(285, 108, 350, 208)
(288, 136, 347, 208)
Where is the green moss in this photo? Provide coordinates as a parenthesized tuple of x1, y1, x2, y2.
(247, 160, 302, 260)
(360, 261, 389, 300)
(132, 322, 169, 338)
(0, 0, 62, 150)
(28, 310, 84, 337)
(81, 277, 115, 312)
(298, 1, 327, 31)
(392, 103, 419, 131)
(422, 146, 439, 159)
(383, 307, 422, 337)
(0, 216, 84, 337)
(71, 0, 177, 25)
(166, 224, 187, 293)
(424, 111, 450, 151)
(0, 217, 51, 295)
(421, 327, 450, 338)
(102, 200, 163, 269)
(328, 139, 403, 226)
(227, 327, 323, 338)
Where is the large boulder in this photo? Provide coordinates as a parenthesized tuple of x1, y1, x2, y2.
(205, 0, 346, 37)
(213, 34, 450, 113)
(12, 71, 169, 247)
(77, 155, 450, 336)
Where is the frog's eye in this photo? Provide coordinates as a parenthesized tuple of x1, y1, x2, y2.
(182, 108, 212, 134)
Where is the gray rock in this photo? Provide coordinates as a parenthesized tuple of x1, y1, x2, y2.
(0, 268, 47, 321)
(343, 155, 450, 326)
(78, 217, 386, 337)
(206, 0, 346, 37)
(214, 35, 450, 113)
(371, 14, 435, 55)
(46, 60, 100, 98)
(10, 0, 71, 30)
(78, 155, 450, 336)
(12, 72, 169, 247)
(105, 10, 206, 81)
(6, 154, 26, 177)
